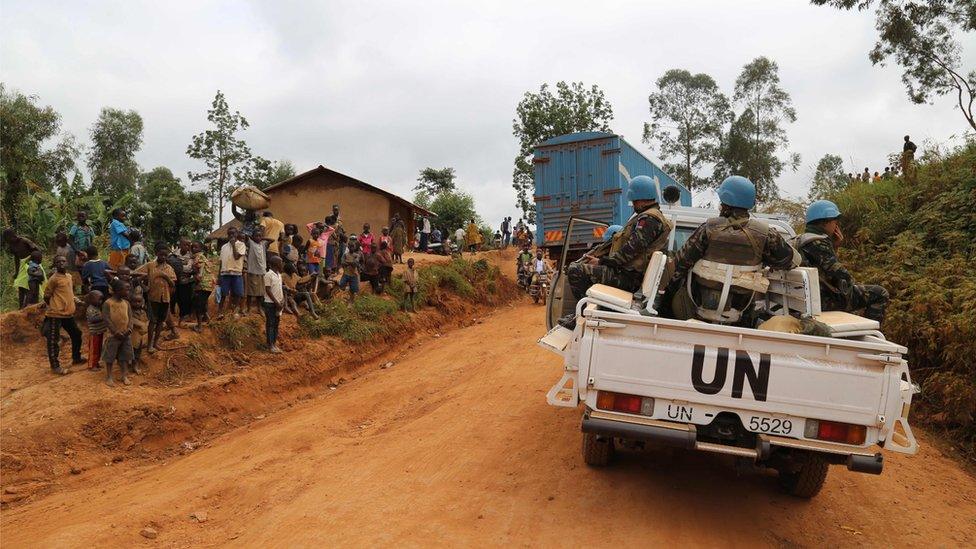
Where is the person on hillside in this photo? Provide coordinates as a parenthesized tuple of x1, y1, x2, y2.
(170, 238, 195, 327)
(16, 250, 46, 308)
(323, 216, 339, 273)
(882, 166, 892, 180)
(860, 168, 871, 182)
(560, 176, 673, 330)
(129, 294, 149, 373)
(419, 216, 431, 252)
(280, 232, 300, 270)
(337, 235, 362, 303)
(795, 200, 889, 323)
(359, 223, 375, 259)
(873, 171, 881, 183)
(101, 278, 134, 387)
(244, 226, 269, 316)
(391, 219, 407, 264)
(260, 211, 285, 258)
(262, 255, 284, 354)
(67, 211, 95, 273)
(306, 226, 323, 276)
(231, 203, 260, 237)
(85, 290, 107, 371)
(901, 135, 917, 177)
(454, 227, 466, 251)
(107, 208, 132, 269)
(285, 223, 304, 261)
(379, 226, 392, 252)
(361, 243, 382, 294)
(82, 245, 111, 297)
(42, 255, 85, 374)
(377, 240, 394, 286)
(465, 219, 482, 254)
(135, 243, 177, 353)
(661, 176, 798, 326)
(848, 173, 856, 183)
(280, 262, 304, 318)
(501, 217, 512, 248)
(402, 257, 418, 311)
(3, 227, 40, 282)
(53, 231, 71, 261)
(191, 241, 214, 332)
(293, 262, 320, 318)
(127, 230, 148, 268)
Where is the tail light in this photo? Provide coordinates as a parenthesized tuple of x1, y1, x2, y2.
(596, 391, 654, 416)
(804, 419, 867, 445)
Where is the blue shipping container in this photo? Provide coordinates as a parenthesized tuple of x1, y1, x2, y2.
(532, 131, 691, 248)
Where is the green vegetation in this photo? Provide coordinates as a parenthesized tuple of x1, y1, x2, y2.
(212, 315, 262, 351)
(830, 140, 976, 457)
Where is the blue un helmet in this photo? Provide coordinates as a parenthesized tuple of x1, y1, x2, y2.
(806, 199, 841, 223)
(716, 176, 756, 209)
(627, 175, 659, 203)
(603, 225, 623, 242)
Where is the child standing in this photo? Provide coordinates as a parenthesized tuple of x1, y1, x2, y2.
(101, 279, 134, 386)
(403, 258, 418, 311)
(42, 256, 85, 374)
(191, 242, 214, 331)
(85, 290, 107, 371)
(129, 294, 149, 374)
(337, 236, 362, 303)
(377, 241, 394, 286)
(305, 227, 322, 276)
(245, 226, 269, 316)
(26, 250, 47, 307)
(127, 230, 148, 268)
(263, 255, 284, 354)
(82, 245, 111, 296)
(135, 243, 177, 353)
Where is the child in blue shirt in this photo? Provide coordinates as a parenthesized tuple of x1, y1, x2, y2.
(82, 245, 111, 296)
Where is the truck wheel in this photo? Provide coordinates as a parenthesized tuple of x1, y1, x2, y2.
(582, 432, 613, 466)
(778, 452, 829, 498)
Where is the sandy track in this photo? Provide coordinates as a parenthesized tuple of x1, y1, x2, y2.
(2, 300, 975, 547)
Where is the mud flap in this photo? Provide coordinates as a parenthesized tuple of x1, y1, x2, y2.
(546, 371, 578, 408)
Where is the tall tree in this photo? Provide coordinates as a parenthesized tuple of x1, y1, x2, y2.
(643, 69, 731, 190)
(716, 57, 800, 202)
(132, 167, 211, 245)
(415, 167, 457, 195)
(186, 90, 253, 226)
(237, 157, 297, 190)
(87, 107, 143, 200)
(812, 0, 976, 131)
(0, 84, 78, 226)
(414, 188, 478, 234)
(512, 81, 614, 222)
(808, 153, 850, 200)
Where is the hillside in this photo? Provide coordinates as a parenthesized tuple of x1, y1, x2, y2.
(831, 140, 976, 459)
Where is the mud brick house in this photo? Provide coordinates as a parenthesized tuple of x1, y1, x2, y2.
(209, 165, 434, 240)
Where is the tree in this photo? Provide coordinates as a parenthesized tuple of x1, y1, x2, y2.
(87, 107, 143, 200)
(716, 57, 800, 203)
(238, 157, 297, 190)
(808, 153, 850, 200)
(643, 69, 731, 190)
(186, 90, 254, 226)
(512, 81, 614, 222)
(812, 0, 976, 131)
(424, 190, 478, 234)
(415, 167, 457, 195)
(0, 84, 78, 226)
(132, 167, 211, 245)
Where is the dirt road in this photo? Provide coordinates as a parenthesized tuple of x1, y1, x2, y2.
(3, 300, 975, 547)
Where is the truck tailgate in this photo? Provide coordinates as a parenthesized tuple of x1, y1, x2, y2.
(580, 313, 906, 431)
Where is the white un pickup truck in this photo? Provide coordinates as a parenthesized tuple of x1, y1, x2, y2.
(540, 213, 918, 498)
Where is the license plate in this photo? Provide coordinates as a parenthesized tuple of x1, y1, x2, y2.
(655, 402, 799, 437)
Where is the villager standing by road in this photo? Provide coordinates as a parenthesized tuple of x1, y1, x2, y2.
(465, 219, 482, 254)
(107, 208, 132, 270)
(245, 226, 269, 316)
(136, 243, 177, 353)
(501, 217, 512, 248)
(217, 227, 247, 318)
(391, 220, 407, 264)
(419, 216, 431, 252)
(42, 255, 85, 375)
(263, 255, 284, 354)
(67, 211, 95, 286)
(902, 135, 918, 178)
(260, 211, 285, 259)
(337, 235, 362, 303)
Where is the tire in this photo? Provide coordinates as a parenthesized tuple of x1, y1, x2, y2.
(582, 432, 613, 466)
(778, 452, 829, 498)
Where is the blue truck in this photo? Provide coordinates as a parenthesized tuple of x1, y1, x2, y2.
(533, 131, 691, 258)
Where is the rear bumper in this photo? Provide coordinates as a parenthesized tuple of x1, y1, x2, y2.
(581, 409, 883, 474)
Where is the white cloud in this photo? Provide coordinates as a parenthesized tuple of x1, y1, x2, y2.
(2, 0, 971, 229)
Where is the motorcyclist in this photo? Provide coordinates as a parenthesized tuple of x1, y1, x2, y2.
(517, 244, 534, 287)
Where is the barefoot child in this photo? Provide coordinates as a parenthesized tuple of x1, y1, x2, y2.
(102, 279, 134, 386)
(135, 243, 177, 353)
(26, 250, 46, 307)
(191, 241, 214, 331)
(403, 258, 418, 311)
(85, 290, 106, 370)
(280, 262, 302, 317)
(129, 294, 149, 373)
(294, 262, 320, 318)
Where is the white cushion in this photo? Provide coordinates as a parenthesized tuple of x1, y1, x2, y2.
(814, 311, 880, 333)
(640, 251, 668, 297)
(586, 284, 634, 309)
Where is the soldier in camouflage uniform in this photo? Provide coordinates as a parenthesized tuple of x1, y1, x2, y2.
(558, 176, 672, 330)
(661, 176, 800, 326)
(796, 200, 889, 323)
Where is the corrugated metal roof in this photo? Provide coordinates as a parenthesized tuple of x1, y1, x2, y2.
(538, 131, 616, 147)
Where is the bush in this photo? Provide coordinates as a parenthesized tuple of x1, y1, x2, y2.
(829, 139, 976, 458)
(211, 316, 262, 350)
(300, 297, 407, 344)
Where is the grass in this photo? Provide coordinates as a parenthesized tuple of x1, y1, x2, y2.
(211, 316, 263, 350)
(299, 295, 407, 344)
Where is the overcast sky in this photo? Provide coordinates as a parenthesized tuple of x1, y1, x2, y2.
(2, 0, 972, 226)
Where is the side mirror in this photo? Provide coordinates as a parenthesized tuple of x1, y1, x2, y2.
(662, 185, 682, 205)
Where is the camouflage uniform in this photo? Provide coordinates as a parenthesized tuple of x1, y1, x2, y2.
(565, 205, 671, 301)
(662, 210, 799, 324)
(794, 225, 889, 323)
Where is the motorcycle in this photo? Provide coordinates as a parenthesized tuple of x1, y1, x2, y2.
(529, 269, 550, 304)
